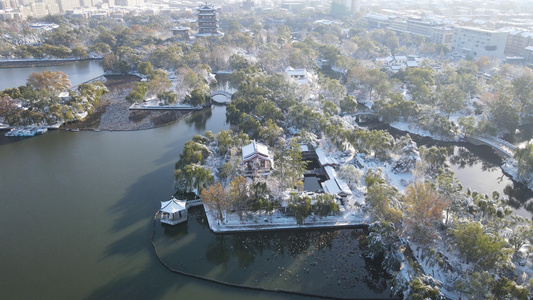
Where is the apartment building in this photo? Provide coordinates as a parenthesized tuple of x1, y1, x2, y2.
(505, 30, 533, 57)
(451, 26, 508, 59)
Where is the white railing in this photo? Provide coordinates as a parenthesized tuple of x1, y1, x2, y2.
(470, 135, 515, 158)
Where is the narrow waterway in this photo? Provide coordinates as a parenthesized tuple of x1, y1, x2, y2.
(385, 128, 533, 218)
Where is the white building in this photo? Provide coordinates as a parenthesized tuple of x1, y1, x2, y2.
(322, 166, 352, 198)
(242, 141, 274, 176)
(160, 197, 187, 225)
(285, 67, 313, 85)
(451, 26, 508, 59)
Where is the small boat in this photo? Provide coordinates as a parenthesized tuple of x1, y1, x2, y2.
(35, 127, 47, 134)
(20, 128, 36, 137)
(5, 129, 16, 137)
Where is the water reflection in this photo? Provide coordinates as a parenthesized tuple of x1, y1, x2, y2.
(449, 146, 498, 172)
(186, 107, 213, 131)
(155, 207, 393, 299)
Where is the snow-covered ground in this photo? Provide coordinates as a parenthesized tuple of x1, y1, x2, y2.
(130, 98, 203, 110)
(203, 203, 371, 233)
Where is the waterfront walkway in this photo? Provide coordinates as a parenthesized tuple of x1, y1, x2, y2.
(203, 205, 370, 233)
(130, 102, 203, 110)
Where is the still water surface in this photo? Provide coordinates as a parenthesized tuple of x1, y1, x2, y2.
(1, 65, 532, 299)
(0, 105, 394, 299)
(0, 60, 104, 90)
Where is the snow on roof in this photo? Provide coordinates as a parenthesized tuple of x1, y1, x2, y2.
(242, 141, 272, 162)
(323, 166, 352, 197)
(336, 178, 352, 196)
(160, 198, 187, 214)
(525, 46, 533, 51)
(300, 144, 309, 152)
(324, 165, 336, 179)
(315, 148, 338, 167)
(322, 179, 341, 196)
(364, 13, 389, 21)
(406, 61, 419, 67)
(285, 66, 307, 77)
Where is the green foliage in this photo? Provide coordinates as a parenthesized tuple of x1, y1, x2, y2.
(174, 164, 214, 193)
(157, 91, 177, 105)
(259, 119, 283, 147)
(450, 222, 510, 270)
(89, 43, 111, 54)
(506, 216, 533, 256)
(137, 61, 154, 75)
(457, 116, 476, 137)
(351, 130, 394, 160)
(405, 67, 435, 104)
(436, 84, 467, 117)
(340, 95, 357, 114)
(125, 82, 148, 104)
(322, 100, 339, 116)
(514, 143, 533, 183)
(273, 139, 308, 192)
(313, 193, 339, 217)
(216, 129, 234, 155)
(485, 92, 520, 135)
(184, 89, 209, 107)
(364, 169, 402, 224)
(176, 140, 211, 168)
(419, 146, 448, 173)
(492, 276, 530, 300)
(288, 193, 312, 225)
(409, 277, 440, 300)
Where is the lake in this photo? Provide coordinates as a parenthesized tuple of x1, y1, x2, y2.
(0, 103, 395, 299)
(0, 60, 104, 91)
(1, 64, 531, 299)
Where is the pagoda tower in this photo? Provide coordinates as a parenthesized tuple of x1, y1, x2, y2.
(196, 3, 222, 37)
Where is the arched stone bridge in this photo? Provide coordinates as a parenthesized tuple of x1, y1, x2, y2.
(466, 135, 515, 159)
(210, 91, 232, 104)
(346, 111, 379, 123)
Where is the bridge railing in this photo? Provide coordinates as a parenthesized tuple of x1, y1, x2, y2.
(470, 135, 515, 157)
(479, 135, 515, 151)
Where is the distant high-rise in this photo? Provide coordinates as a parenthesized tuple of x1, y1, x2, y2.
(114, 0, 143, 7)
(57, 0, 81, 12)
(332, 0, 359, 15)
(196, 3, 222, 37)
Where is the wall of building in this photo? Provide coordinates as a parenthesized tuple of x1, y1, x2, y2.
(451, 26, 508, 58)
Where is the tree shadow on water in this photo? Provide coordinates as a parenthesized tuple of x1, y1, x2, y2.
(186, 108, 212, 131)
(107, 165, 172, 234)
